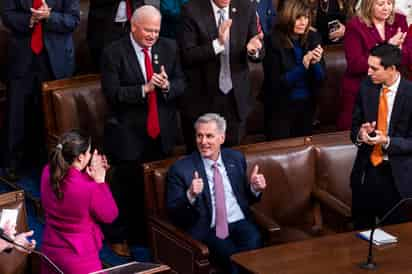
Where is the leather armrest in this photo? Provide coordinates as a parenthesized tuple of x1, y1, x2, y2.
(250, 206, 280, 232)
(149, 215, 210, 257)
(312, 188, 351, 218)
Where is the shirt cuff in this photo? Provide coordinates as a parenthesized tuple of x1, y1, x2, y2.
(186, 190, 197, 205)
(250, 185, 261, 197)
(213, 39, 225, 55)
(141, 85, 146, 98)
(383, 136, 390, 150)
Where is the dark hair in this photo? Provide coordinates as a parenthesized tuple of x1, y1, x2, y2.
(49, 130, 91, 200)
(275, 0, 312, 47)
(370, 43, 402, 70)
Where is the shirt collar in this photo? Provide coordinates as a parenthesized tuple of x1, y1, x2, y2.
(129, 33, 152, 54)
(210, 0, 229, 16)
(202, 152, 224, 170)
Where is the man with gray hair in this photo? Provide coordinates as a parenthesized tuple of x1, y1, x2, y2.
(167, 113, 266, 273)
(101, 5, 185, 255)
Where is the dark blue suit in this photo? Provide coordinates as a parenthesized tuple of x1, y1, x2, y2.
(1, 0, 79, 169)
(351, 77, 412, 229)
(167, 148, 262, 272)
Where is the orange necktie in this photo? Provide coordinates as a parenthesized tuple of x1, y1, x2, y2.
(31, 0, 43, 54)
(370, 87, 390, 166)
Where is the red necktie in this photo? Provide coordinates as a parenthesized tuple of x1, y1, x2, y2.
(126, 0, 132, 20)
(142, 48, 160, 139)
(31, 0, 43, 54)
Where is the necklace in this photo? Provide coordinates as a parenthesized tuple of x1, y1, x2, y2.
(319, 0, 329, 13)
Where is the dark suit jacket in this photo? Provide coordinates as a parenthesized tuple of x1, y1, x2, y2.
(262, 29, 325, 111)
(166, 148, 260, 241)
(351, 77, 412, 198)
(177, 0, 262, 121)
(101, 36, 185, 162)
(2, 0, 80, 79)
(87, 0, 144, 47)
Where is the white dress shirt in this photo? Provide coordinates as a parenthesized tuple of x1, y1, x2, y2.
(129, 33, 151, 97)
(202, 154, 245, 227)
(115, 1, 128, 23)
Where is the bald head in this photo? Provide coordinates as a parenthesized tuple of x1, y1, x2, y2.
(130, 5, 161, 48)
(131, 5, 161, 25)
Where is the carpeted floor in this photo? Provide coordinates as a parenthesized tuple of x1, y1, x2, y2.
(0, 168, 152, 266)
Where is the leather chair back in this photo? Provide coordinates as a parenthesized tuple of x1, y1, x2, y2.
(0, 190, 29, 274)
(248, 146, 317, 228)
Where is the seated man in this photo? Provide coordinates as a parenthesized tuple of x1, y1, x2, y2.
(167, 113, 266, 273)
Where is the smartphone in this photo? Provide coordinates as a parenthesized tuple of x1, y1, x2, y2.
(328, 19, 340, 33)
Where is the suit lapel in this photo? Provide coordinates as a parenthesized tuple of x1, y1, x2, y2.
(125, 37, 145, 82)
(193, 153, 213, 217)
(229, 0, 239, 58)
(221, 151, 241, 199)
(151, 42, 161, 74)
(389, 79, 406, 134)
(203, 0, 219, 41)
(22, 0, 32, 10)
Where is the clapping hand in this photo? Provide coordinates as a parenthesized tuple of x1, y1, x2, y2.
(218, 19, 232, 46)
(152, 65, 170, 91)
(87, 149, 106, 183)
(329, 22, 345, 42)
(249, 165, 266, 192)
(247, 32, 264, 56)
(30, 0, 51, 26)
(310, 45, 323, 64)
(388, 28, 406, 48)
(358, 121, 376, 145)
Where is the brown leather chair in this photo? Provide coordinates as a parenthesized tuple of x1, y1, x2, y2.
(41, 74, 104, 150)
(143, 135, 350, 273)
(0, 190, 30, 274)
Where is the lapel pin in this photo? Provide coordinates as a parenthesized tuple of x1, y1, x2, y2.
(154, 60, 159, 65)
(154, 54, 159, 60)
(232, 7, 237, 13)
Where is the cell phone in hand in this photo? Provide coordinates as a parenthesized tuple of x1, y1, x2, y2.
(328, 19, 340, 33)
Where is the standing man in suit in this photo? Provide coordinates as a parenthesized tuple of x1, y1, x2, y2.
(351, 43, 412, 230)
(167, 113, 266, 273)
(177, 0, 264, 152)
(87, 0, 144, 71)
(2, 0, 80, 178)
(101, 5, 185, 255)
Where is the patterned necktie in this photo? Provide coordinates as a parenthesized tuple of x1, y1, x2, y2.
(31, 0, 43, 54)
(142, 48, 160, 139)
(370, 87, 390, 166)
(213, 162, 229, 239)
(217, 9, 232, 94)
(126, 0, 132, 20)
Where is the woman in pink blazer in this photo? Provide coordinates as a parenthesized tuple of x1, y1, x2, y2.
(337, 0, 408, 130)
(40, 130, 118, 274)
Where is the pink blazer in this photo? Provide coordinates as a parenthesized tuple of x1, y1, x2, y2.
(40, 165, 118, 256)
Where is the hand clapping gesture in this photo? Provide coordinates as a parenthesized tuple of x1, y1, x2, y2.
(303, 45, 323, 68)
(218, 19, 232, 46)
(87, 149, 107, 183)
(30, 0, 51, 27)
(249, 165, 266, 192)
(247, 32, 264, 56)
(388, 28, 406, 48)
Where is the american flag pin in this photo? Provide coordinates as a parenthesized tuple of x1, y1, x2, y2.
(232, 7, 237, 13)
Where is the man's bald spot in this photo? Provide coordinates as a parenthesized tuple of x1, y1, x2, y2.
(131, 5, 161, 25)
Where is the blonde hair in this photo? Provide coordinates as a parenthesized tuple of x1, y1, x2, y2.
(358, 0, 395, 26)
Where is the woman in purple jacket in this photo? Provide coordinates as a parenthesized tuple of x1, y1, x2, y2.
(40, 130, 118, 274)
(337, 0, 408, 130)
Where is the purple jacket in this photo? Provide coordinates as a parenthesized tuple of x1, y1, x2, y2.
(40, 165, 118, 273)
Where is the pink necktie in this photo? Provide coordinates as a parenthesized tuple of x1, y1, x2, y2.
(142, 48, 160, 139)
(213, 163, 229, 239)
